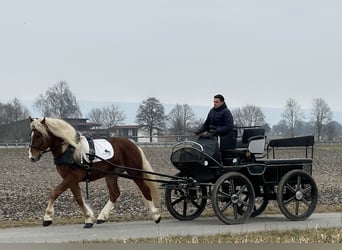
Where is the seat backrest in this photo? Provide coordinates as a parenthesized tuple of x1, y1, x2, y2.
(248, 136, 266, 154)
(242, 128, 265, 143)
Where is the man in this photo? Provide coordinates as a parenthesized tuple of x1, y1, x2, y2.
(196, 94, 234, 137)
(195, 94, 234, 163)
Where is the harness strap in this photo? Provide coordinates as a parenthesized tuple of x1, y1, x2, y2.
(87, 136, 95, 162)
(84, 136, 95, 199)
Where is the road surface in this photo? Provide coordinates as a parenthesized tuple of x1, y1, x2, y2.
(0, 213, 341, 243)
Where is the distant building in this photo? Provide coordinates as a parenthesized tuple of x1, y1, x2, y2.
(91, 124, 159, 142)
(62, 118, 100, 133)
(0, 118, 159, 143)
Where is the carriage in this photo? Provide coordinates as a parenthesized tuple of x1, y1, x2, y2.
(163, 127, 318, 224)
(29, 117, 318, 228)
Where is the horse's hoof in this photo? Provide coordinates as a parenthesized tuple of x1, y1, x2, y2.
(97, 219, 105, 224)
(83, 223, 94, 229)
(154, 216, 161, 224)
(43, 220, 52, 227)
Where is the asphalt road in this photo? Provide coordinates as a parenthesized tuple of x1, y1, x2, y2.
(0, 213, 341, 243)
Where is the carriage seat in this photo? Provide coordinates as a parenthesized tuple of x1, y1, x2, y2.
(220, 127, 266, 165)
(263, 135, 315, 167)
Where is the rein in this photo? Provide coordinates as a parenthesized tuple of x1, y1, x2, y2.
(84, 153, 191, 185)
(29, 141, 66, 155)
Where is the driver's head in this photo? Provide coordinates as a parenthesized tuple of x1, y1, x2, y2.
(213, 94, 225, 109)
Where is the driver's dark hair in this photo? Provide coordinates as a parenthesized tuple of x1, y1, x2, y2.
(214, 94, 225, 102)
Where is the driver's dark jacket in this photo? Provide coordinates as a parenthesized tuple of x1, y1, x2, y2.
(197, 103, 234, 136)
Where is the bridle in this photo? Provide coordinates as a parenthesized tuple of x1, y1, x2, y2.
(29, 128, 65, 156)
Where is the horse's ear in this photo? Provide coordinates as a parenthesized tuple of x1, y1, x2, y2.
(41, 117, 46, 124)
(29, 116, 34, 123)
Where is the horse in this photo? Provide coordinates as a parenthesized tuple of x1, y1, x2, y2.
(28, 116, 161, 228)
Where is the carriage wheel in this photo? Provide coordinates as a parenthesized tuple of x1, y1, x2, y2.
(165, 176, 207, 221)
(211, 172, 255, 224)
(277, 169, 318, 221)
(250, 185, 269, 217)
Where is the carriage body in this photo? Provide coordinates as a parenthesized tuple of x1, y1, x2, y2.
(165, 127, 318, 225)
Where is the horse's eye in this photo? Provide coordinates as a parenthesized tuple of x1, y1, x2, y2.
(34, 133, 42, 139)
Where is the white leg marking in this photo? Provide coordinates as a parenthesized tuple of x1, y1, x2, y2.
(97, 200, 115, 221)
(83, 200, 95, 224)
(44, 202, 54, 222)
(145, 200, 161, 222)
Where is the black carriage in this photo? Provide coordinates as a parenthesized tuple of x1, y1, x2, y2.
(164, 127, 318, 225)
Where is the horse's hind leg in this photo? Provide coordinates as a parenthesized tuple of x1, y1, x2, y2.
(97, 176, 120, 224)
(136, 147, 161, 223)
(133, 179, 161, 224)
(69, 183, 95, 228)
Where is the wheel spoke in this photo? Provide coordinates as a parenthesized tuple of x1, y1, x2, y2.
(218, 190, 231, 199)
(230, 179, 235, 193)
(236, 185, 247, 196)
(284, 195, 296, 205)
(233, 204, 239, 218)
(182, 200, 188, 216)
(171, 195, 185, 206)
(219, 200, 232, 213)
(301, 197, 311, 207)
(191, 199, 201, 209)
(285, 183, 296, 194)
(295, 200, 299, 215)
(296, 176, 302, 189)
(302, 185, 312, 194)
(239, 199, 249, 207)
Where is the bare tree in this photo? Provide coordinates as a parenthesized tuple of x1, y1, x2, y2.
(136, 97, 165, 142)
(167, 104, 195, 135)
(233, 105, 266, 127)
(311, 97, 333, 140)
(102, 104, 126, 128)
(87, 105, 125, 136)
(281, 98, 304, 137)
(34, 81, 82, 118)
(0, 98, 30, 125)
(87, 108, 104, 129)
(323, 121, 341, 141)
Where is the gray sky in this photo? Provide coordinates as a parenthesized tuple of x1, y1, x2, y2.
(0, 0, 341, 113)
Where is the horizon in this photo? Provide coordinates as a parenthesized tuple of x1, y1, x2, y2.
(19, 99, 342, 127)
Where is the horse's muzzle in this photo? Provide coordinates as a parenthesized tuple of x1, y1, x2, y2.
(29, 151, 42, 162)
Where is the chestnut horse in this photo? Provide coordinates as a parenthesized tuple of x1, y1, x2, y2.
(28, 117, 161, 228)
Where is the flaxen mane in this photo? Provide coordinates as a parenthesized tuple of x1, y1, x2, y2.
(30, 117, 82, 160)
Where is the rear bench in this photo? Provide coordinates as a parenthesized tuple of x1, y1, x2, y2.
(263, 135, 315, 172)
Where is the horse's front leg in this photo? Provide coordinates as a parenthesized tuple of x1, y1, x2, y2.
(69, 183, 95, 228)
(43, 179, 70, 226)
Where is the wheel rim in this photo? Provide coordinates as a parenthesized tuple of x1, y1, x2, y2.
(277, 170, 318, 220)
(212, 173, 255, 224)
(165, 184, 207, 220)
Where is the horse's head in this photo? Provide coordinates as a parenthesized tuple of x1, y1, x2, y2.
(28, 116, 81, 163)
(28, 117, 52, 162)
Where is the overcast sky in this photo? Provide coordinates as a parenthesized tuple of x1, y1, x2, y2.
(0, 0, 341, 113)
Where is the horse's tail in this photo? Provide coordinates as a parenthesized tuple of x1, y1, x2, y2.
(138, 146, 160, 205)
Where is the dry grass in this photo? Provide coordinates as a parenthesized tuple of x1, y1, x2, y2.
(81, 227, 342, 243)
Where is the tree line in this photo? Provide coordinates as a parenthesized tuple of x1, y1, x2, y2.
(1, 81, 341, 142)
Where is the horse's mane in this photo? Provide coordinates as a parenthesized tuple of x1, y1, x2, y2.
(30, 117, 82, 159)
